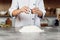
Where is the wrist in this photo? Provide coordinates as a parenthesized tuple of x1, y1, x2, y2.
(38, 12, 43, 18)
(18, 9, 22, 13)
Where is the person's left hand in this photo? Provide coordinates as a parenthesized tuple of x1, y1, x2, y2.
(31, 7, 43, 17)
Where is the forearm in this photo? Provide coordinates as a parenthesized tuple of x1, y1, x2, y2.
(12, 9, 21, 16)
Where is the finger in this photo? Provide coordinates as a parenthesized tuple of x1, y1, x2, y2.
(24, 6, 30, 12)
(24, 9, 29, 14)
(32, 10, 36, 14)
(22, 7, 28, 12)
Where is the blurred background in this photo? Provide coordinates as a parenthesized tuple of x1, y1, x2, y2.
(0, 0, 60, 28)
(0, 0, 60, 40)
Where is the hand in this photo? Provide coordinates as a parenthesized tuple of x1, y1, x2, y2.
(12, 6, 30, 16)
(31, 7, 39, 14)
(20, 6, 30, 14)
(31, 7, 43, 16)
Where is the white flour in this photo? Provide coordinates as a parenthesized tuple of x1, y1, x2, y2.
(19, 26, 44, 32)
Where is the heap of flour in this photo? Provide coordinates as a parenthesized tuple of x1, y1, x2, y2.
(19, 25, 44, 32)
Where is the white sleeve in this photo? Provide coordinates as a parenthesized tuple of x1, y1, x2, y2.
(9, 0, 18, 17)
(38, 0, 46, 18)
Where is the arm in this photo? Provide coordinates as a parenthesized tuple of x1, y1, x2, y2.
(31, 7, 43, 17)
(9, 0, 30, 16)
(32, 0, 46, 18)
(12, 6, 30, 16)
(9, 0, 19, 16)
(12, 9, 22, 16)
(38, 0, 46, 18)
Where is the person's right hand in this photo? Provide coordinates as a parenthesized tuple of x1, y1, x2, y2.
(20, 6, 30, 14)
(12, 6, 30, 16)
